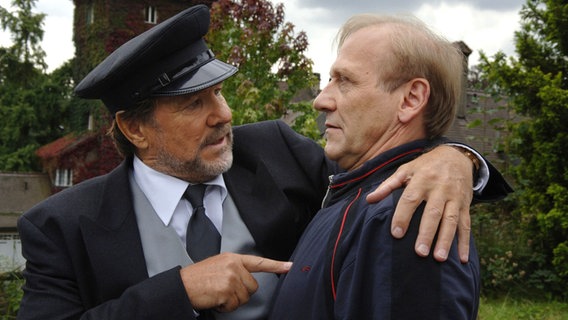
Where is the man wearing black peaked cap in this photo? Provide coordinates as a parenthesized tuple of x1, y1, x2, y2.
(16, 4, 511, 320)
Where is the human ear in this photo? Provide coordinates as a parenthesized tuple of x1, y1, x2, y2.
(115, 111, 149, 149)
(398, 78, 430, 123)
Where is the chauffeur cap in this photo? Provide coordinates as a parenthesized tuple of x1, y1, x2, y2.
(74, 5, 237, 114)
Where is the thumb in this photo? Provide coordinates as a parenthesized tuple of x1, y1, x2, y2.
(241, 255, 292, 274)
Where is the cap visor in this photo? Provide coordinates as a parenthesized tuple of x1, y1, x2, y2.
(153, 59, 238, 96)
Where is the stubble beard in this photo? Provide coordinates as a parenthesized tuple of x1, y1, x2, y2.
(156, 125, 234, 183)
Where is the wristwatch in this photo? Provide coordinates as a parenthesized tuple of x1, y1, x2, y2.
(452, 146, 481, 179)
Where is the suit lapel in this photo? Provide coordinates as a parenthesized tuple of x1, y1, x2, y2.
(79, 161, 149, 300)
(225, 159, 301, 261)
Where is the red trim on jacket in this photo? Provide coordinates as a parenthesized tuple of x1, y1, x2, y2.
(330, 188, 362, 300)
(329, 148, 424, 189)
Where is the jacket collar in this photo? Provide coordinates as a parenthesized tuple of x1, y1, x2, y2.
(325, 140, 434, 207)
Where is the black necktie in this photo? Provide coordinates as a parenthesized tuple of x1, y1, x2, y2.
(184, 184, 221, 262)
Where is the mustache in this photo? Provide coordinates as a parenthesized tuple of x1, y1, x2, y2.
(202, 123, 233, 146)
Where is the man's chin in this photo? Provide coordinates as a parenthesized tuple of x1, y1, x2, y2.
(202, 151, 233, 176)
(324, 144, 340, 160)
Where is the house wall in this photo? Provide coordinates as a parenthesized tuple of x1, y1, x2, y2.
(0, 173, 51, 271)
(0, 173, 52, 217)
(445, 90, 513, 171)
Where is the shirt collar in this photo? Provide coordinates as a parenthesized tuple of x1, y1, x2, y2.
(132, 156, 227, 225)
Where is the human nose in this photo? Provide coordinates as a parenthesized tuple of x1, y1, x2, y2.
(208, 96, 232, 126)
(313, 84, 335, 112)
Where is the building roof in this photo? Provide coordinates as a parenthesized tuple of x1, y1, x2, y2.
(36, 132, 98, 160)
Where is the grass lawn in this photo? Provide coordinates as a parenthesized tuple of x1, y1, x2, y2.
(479, 296, 568, 319)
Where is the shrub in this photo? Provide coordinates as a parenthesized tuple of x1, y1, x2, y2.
(0, 271, 23, 319)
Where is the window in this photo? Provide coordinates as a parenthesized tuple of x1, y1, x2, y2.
(55, 168, 73, 187)
(86, 3, 95, 25)
(145, 6, 157, 24)
(0, 233, 24, 272)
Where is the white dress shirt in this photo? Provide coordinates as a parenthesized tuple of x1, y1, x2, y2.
(447, 143, 490, 193)
(132, 156, 227, 249)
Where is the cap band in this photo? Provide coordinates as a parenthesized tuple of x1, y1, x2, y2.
(150, 50, 215, 93)
(128, 39, 209, 101)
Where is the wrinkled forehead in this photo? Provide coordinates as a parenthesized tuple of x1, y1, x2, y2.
(333, 26, 394, 75)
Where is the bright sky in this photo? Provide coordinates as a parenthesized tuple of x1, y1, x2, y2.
(0, 0, 525, 88)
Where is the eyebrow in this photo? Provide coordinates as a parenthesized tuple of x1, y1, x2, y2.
(331, 64, 349, 77)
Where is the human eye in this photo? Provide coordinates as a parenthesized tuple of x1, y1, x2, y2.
(183, 97, 201, 110)
(329, 72, 349, 84)
(336, 74, 352, 90)
(212, 83, 224, 96)
(338, 75, 350, 83)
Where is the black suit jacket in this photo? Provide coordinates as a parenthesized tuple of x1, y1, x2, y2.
(16, 120, 511, 320)
(17, 121, 332, 320)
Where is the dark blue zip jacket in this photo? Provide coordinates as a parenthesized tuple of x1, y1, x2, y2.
(270, 139, 480, 320)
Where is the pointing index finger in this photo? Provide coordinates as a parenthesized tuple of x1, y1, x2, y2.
(241, 255, 292, 274)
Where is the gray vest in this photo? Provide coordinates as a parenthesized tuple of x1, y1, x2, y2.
(130, 175, 277, 319)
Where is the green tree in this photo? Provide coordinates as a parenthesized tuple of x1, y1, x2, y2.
(478, 0, 568, 297)
(0, 0, 45, 72)
(0, 0, 73, 172)
(208, 0, 322, 141)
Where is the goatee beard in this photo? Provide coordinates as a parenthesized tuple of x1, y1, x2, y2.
(157, 124, 234, 182)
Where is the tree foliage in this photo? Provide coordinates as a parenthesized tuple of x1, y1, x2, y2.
(207, 0, 322, 141)
(0, 0, 45, 72)
(0, 0, 73, 172)
(477, 0, 568, 297)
